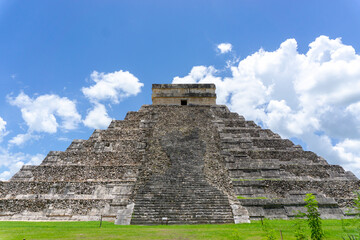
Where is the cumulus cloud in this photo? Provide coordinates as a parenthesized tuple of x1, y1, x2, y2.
(82, 69, 143, 129)
(334, 139, 360, 173)
(217, 43, 232, 54)
(8, 92, 81, 134)
(8, 132, 40, 146)
(83, 103, 112, 129)
(0, 116, 8, 142)
(82, 70, 144, 104)
(0, 147, 44, 180)
(173, 66, 230, 104)
(173, 35, 360, 176)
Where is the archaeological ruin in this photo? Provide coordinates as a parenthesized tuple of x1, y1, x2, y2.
(0, 83, 359, 224)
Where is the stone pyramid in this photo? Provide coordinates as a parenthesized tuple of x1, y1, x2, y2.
(0, 84, 359, 224)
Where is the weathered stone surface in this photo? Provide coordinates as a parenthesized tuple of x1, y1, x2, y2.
(0, 84, 359, 224)
(152, 84, 216, 105)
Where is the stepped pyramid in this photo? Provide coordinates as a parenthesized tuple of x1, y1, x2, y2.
(0, 84, 359, 224)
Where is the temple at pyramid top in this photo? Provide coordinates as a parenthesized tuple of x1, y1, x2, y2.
(152, 83, 216, 105)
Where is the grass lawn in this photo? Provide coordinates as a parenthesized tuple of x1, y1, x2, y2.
(0, 219, 359, 240)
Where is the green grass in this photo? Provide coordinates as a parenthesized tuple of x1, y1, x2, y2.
(0, 219, 358, 240)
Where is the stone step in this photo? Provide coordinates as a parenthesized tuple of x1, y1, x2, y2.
(11, 165, 139, 181)
(96, 128, 145, 140)
(238, 196, 338, 207)
(136, 185, 229, 191)
(124, 111, 151, 121)
(217, 119, 261, 128)
(232, 180, 268, 186)
(131, 219, 234, 225)
(131, 217, 234, 223)
(255, 179, 360, 199)
(251, 139, 294, 149)
(280, 164, 351, 179)
(0, 199, 112, 213)
(42, 151, 143, 166)
(220, 138, 253, 149)
(226, 149, 320, 162)
(133, 207, 232, 213)
(0, 181, 135, 198)
(219, 128, 280, 138)
(108, 120, 142, 129)
(221, 138, 293, 150)
(65, 139, 86, 152)
(221, 119, 246, 128)
(135, 191, 230, 196)
(245, 205, 344, 220)
(234, 187, 266, 195)
(135, 192, 230, 197)
(226, 160, 280, 170)
(229, 169, 281, 179)
(83, 139, 146, 152)
(131, 214, 234, 219)
(134, 201, 231, 206)
(1, 194, 130, 200)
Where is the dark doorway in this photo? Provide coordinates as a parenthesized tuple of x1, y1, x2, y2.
(181, 100, 187, 105)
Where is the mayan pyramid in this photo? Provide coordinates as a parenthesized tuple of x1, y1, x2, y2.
(0, 83, 359, 224)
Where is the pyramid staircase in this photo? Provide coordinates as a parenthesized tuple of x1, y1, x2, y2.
(212, 109, 358, 219)
(0, 104, 359, 223)
(131, 125, 235, 224)
(0, 112, 147, 223)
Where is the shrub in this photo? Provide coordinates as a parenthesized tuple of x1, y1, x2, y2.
(304, 193, 324, 240)
(341, 189, 360, 239)
(262, 218, 277, 240)
(294, 211, 307, 240)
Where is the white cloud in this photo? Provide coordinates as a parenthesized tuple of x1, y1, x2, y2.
(0, 171, 11, 180)
(81, 69, 143, 129)
(0, 116, 8, 142)
(173, 66, 230, 104)
(8, 92, 81, 134)
(217, 43, 232, 54)
(83, 103, 112, 129)
(8, 132, 40, 146)
(334, 139, 360, 163)
(57, 137, 70, 142)
(82, 70, 144, 104)
(346, 101, 360, 119)
(173, 35, 360, 177)
(0, 147, 44, 181)
(330, 139, 360, 176)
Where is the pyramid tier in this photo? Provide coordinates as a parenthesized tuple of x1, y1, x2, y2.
(0, 104, 358, 224)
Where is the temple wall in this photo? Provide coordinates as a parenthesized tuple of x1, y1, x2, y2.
(152, 84, 216, 105)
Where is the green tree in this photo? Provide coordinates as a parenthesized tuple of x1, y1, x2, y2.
(304, 193, 324, 240)
(294, 211, 308, 240)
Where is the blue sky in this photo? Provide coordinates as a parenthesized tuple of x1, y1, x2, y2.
(1, 0, 360, 179)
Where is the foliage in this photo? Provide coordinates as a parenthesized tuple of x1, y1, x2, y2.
(294, 211, 308, 240)
(342, 234, 360, 240)
(262, 218, 277, 240)
(353, 190, 360, 215)
(304, 193, 324, 240)
(342, 189, 360, 239)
